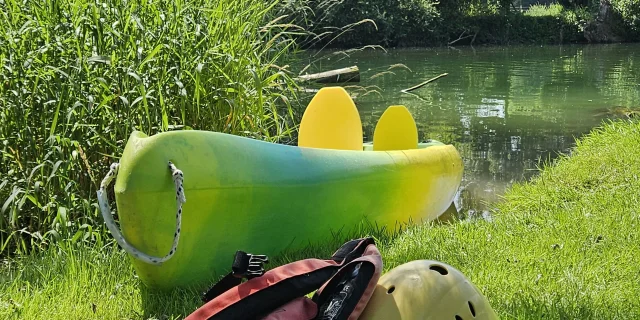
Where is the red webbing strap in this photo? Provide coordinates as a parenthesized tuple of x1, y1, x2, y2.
(185, 237, 378, 320)
(185, 259, 339, 320)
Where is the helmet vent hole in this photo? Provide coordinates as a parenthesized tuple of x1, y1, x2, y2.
(455, 316, 463, 320)
(387, 286, 395, 294)
(468, 301, 476, 317)
(429, 264, 449, 275)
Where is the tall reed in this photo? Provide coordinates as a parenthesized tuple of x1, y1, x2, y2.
(0, 0, 305, 255)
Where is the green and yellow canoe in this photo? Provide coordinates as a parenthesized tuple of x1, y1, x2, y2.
(100, 87, 463, 290)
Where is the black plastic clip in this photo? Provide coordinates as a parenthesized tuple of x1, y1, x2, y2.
(232, 251, 269, 279)
(200, 251, 270, 303)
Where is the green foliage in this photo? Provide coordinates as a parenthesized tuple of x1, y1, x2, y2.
(295, 0, 441, 47)
(287, 0, 640, 48)
(611, 0, 640, 36)
(559, 0, 592, 7)
(0, 0, 304, 255)
(438, 0, 501, 17)
(286, 0, 588, 47)
(559, 0, 640, 37)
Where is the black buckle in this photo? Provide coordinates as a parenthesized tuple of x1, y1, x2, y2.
(232, 251, 269, 279)
(200, 251, 270, 303)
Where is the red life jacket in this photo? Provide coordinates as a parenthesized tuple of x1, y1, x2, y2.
(185, 237, 383, 320)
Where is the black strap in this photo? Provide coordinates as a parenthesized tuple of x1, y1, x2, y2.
(331, 237, 375, 264)
(313, 261, 376, 320)
(201, 251, 269, 302)
(200, 237, 374, 304)
(201, 273, 242, 303)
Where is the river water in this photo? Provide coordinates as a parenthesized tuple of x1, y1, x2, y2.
(299, 43, 640, 218)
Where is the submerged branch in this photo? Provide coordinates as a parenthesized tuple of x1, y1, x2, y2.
(401, 73, 448, 93)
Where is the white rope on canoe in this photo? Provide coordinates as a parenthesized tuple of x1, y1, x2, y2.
(97, 161, 186, 265)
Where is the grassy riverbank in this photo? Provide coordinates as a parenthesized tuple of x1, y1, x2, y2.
(1, 119, 638, 319)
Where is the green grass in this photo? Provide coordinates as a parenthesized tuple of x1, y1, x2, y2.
(0, 0, 307, 256)
(524, 3, 566, 17)
(0, 243, 200, 319)
(2, 119, 639, 319)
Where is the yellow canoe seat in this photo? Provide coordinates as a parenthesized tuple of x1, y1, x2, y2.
(372, 105, 418, 151)
(298, 87, 363, 151)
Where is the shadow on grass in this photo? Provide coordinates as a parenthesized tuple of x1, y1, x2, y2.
(135, 215, 431, 319)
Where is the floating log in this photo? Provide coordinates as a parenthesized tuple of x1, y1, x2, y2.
(296, 66, 360, 84)
(401, 73, 448, 93)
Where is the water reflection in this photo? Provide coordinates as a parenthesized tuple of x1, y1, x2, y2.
(300, 43, 640, 217)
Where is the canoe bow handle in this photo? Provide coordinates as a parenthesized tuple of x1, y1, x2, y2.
(96, 161, 186, 265)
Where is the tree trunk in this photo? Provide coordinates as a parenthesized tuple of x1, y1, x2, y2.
(584, 0, 623, 43)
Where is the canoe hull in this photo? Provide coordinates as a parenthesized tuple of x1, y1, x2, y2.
(113, 130, 463, 290)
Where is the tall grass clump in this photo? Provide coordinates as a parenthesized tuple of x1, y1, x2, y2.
(0, 0, 306, 256)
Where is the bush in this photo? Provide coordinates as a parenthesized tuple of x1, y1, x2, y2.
(611, 0, 640, 38)
(284, 0, 640, 48)
(291, 0, 595, 48)
(300, 0, 441, 47)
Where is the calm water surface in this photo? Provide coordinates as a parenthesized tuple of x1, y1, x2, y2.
(300, 43, 640, 218)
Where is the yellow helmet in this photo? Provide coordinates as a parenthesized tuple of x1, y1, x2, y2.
(358, 260, 499, 320)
